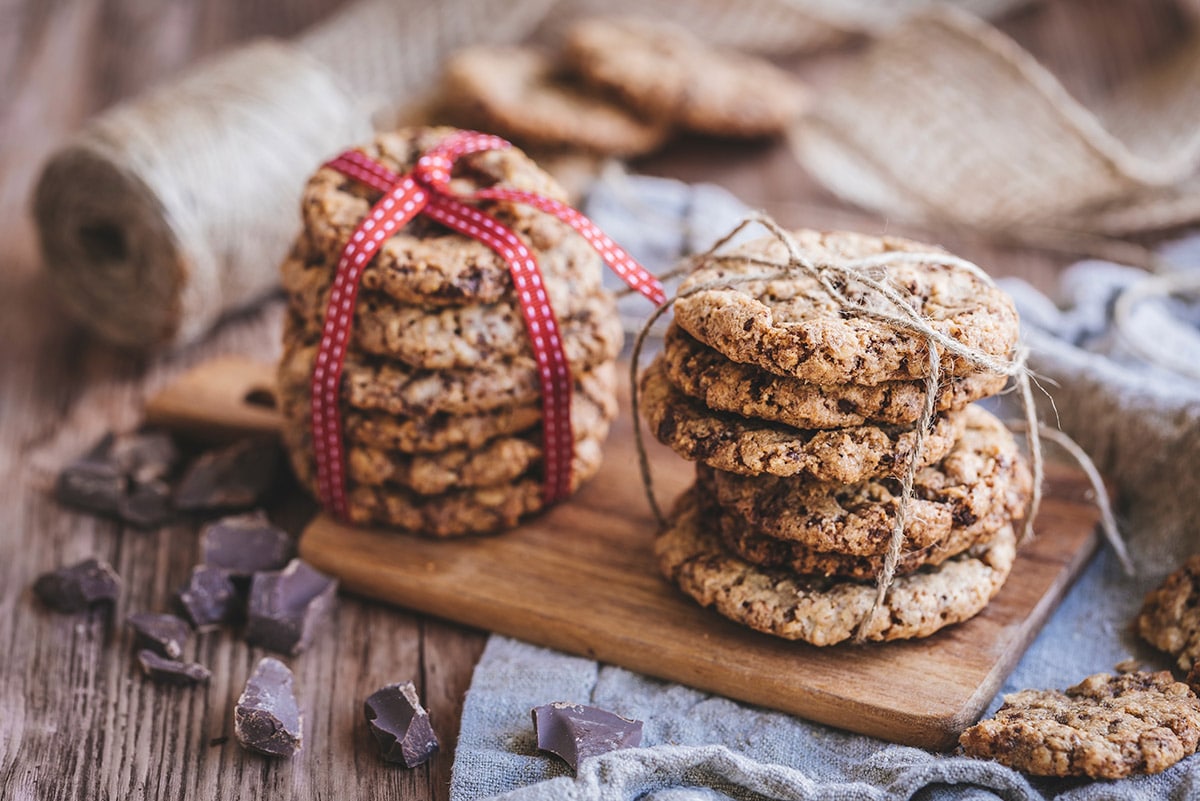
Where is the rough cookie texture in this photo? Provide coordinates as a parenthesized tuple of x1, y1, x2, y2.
(1138, 555, 1200, 671)
(707, 404, 1032, 555)
(441, 46, 669, 157)
(655, 489, 1016, 645)
(337, 438, 606, 536)
(564, 17, 807, 138)
(639, 356, 961, 482)
(672, 230, 1020, 386)
(278, 315, 616, 417)
(662, 322, 1008, 429)
(301, 127, 603, 307)
(960, 671, 1200, 779)
(284, 246, 623, 370)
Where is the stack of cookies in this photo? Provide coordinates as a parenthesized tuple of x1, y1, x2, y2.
(276, 127, 623, 536)
(643, 229, 1033, 644)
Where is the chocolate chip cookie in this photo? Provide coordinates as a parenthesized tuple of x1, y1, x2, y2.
(672, 229, 1020, 386)
(655, 489, 1016, 645)
(960, 671, 1200, 779)
(1138, 555, 1200, 671)
(662, 322, 1008, 429)
(639, 356, 962, 482)
(440, 46, 670, 157)
(706, 404, 1031, 556)
(564, 17, 808, 138)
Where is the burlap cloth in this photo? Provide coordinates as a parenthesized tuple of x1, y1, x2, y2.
(447, 178, 1200, 801)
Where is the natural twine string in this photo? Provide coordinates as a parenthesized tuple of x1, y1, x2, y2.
(630, 213, 1132, 641)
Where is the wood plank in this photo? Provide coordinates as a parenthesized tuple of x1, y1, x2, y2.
(146, 356, 1101, 750)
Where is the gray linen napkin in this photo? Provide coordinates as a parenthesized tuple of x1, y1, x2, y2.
(449, 178, 1200, 800)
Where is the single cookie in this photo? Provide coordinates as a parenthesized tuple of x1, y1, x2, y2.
(302, 127, 604, 308)
(673, 229, 1021, 386)
(1138, 555, 1200, 671)
(441, 46, 670, 157)
(283, 248, 623, 370)
(280, 365, 619, 455)
(278, 314, 617, 417)
(655, 489, 1016, 645)
(706, 404, 1032, 556)
(662, 322, 1008, 429)
(339, 437, 606, 536)
(960, 671, 1200, 779)
(284, 405, 613, 496)
(564, 17, 807, 138)
(639, 356, 962, 482)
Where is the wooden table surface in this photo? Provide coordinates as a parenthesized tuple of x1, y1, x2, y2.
(0, 1, 1186, 799)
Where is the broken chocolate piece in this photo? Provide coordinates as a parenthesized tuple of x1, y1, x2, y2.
(55, 434, 124, 515)
(177, 565, 239, 629)
(110, 430, 179, 484)
(33, 557, 121, 612)
(364, 682, 439, 767)
(235, 657, 302, 757)
(200, 511, 293, 577)
(126, 612, 191, 659)
(118, 478, 175, 528)
(245, 559, 337, 655)
(174, 438, 280, 513)
(137, 649, 210, 685)
(532, 702, 643, 773)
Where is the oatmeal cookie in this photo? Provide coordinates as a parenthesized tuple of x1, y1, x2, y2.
(639, 356, 961, 482)
(564, 17, 807, 138)
(706, 404, 1031, 555)
(672, 229, 1020, 386)
(960, 671, 1200, 779)
(662, 322, 1007, 429)
(1138, 555, 1200, 671)
(440, 46, 670, 157)
(655, 489, 1016, 645)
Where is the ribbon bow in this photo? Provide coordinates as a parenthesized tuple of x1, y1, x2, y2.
(312, 130, 664, 522)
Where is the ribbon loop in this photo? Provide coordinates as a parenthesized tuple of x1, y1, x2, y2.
(312, 131, 663, 523)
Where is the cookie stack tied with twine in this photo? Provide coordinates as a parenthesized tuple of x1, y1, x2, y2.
(277, 127, 663, 536)
(635, 220, 1041, 645)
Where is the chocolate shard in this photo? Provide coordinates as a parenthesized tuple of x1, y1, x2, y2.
(200, 511, 293, 578)
(126, 612, 191, 659)
(137, 649, 210, 685)
(118, 477, 175, 528)
(235, 657, 302, 757)
(174, 438, 280, 514)
(532, 702, 643, 773)
(364, 682, 439, 767)
(55, 434, 125, 515)
(110, 430, 179, 484)
(33, 557, 121, 612)
(245, 559, 337, 655)
(177, 565, 240, 629)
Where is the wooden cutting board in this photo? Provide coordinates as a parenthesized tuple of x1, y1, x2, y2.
(147, 356, 1101, 750)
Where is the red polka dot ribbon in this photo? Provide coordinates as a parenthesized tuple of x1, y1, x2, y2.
(312, 131, 665, 522)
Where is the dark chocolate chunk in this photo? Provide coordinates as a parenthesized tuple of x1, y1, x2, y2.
(245, 559, 337, 655)
(55, 434, 124, 515)
(532, 702, 643, 773)
(174, 438, 280, 513)
(235, 657, 302, 757)
(110, 430, 179, 484)
(137, 649, 210, 685)
(126, 612, 191, 659)
(118, 478, 175, 528)
(363, 682, 439, 767)
(200, 511, 293, 577)
(33, 557, 121, 612)
(177, 565, 239, 629)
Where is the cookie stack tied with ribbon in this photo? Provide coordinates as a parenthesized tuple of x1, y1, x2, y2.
(278, 127, 663, 536)
(641, 227, 1034, 644)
